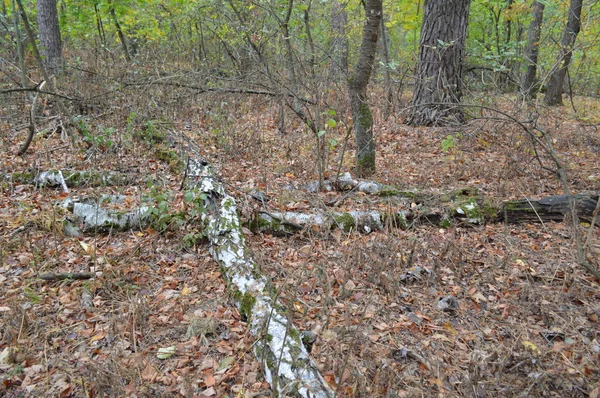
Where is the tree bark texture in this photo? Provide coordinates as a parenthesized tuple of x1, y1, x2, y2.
(520, 1, 545, 99)
(544, 0, 583, 106)
(409, 0, 471, 126)
(36, 0, 62, 74)
(349, 0, 382, 177)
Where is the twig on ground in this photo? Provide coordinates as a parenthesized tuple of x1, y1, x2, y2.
(39, 272, 96, 281)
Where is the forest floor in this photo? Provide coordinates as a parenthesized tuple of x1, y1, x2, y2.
(1, 92, 600, 397)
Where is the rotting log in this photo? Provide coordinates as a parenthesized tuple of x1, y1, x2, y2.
(250, 193, 600, 235)
(185, 156, 334, 397)
(250, 209, 453, 234)
(501, 194, 600, 225)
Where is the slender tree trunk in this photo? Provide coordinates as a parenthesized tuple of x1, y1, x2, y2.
(12, 0, 27, 88)
(281, 0, 299, 111)
(504, 0, 513, 45)
(94, 2, 106, 46)
(36, 0, 62, 75)
(303, 0, 316, 80)
(380, 15, 393, 117)
(331, 1, 349, 78)
(520, 1, 545, 99)
(109, 2, 131, 62)
(226, 0, 264, 77)
(16, 0, 50, 83)
(349, 0, 382, 177)
(544, 0, 583, 106)
(409, 0, 471, 126)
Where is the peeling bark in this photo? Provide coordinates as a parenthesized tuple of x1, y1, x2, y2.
(185, 157, 334, 397)
(62, 196, 151, 233)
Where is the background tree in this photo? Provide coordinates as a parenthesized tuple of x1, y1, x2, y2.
(409, 0, 471, 126)
(330, 1, 349, 78)
(520, 1, 545, 99)
(36, 0, 62, 74)
(348, 0, 382, 177)
(544, 0, 583, 106)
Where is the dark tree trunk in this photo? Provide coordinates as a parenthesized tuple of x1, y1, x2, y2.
(331, 1, 349, 77)
(109, 1, 131, 62)
(520, 1, 545, 99)
(409, 0, 471, 126)
(281, 0, 299, 110)
(94, 1, 106, 46)
(544, 0, 583, 106)
(303, 1, 316, 79)
(36, 0, 62, 74)
(349, 0, 382, 177)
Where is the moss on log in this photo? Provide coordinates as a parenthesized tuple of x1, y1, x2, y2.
(501, 194, 600, 224)
(10, 170, 143, 188)
(62, 195, 151, 233)
(185, 157, 334, 397)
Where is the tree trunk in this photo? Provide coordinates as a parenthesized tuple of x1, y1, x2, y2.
(109, 2, 131, 62)
(303, 1, 316, 80)
(12, 0, 27, 88)
(380, 15, 394, 117)
(16, 0, 49, 83)
(409, 0, 471, 126)
(36, 0, 62, 75)
(544, 0, 583, 106)
(94, 1, 106, 47)
(520, 1, 545, 99)
(349, 0, 382, 177)
(331, 1, 349, 78)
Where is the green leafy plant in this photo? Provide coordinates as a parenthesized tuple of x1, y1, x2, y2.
(145, 187, 178, 232)
(182, 190, 207, 247)
(441, 132, 462, 153)
(23, 287, 42, 304)
(137, 120, 166, 144)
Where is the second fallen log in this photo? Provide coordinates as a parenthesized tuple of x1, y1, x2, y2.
(501, 194, 600, 225)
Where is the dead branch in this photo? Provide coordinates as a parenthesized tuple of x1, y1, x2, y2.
(39, 272, 95, 281)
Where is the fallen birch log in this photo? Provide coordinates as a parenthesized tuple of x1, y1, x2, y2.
(301, 172, 416, 197)
(9, 170, 142, 188)
(186, 156, 334, 397)
(62, 195, 151, 234)
(250, 194, 600, 234)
